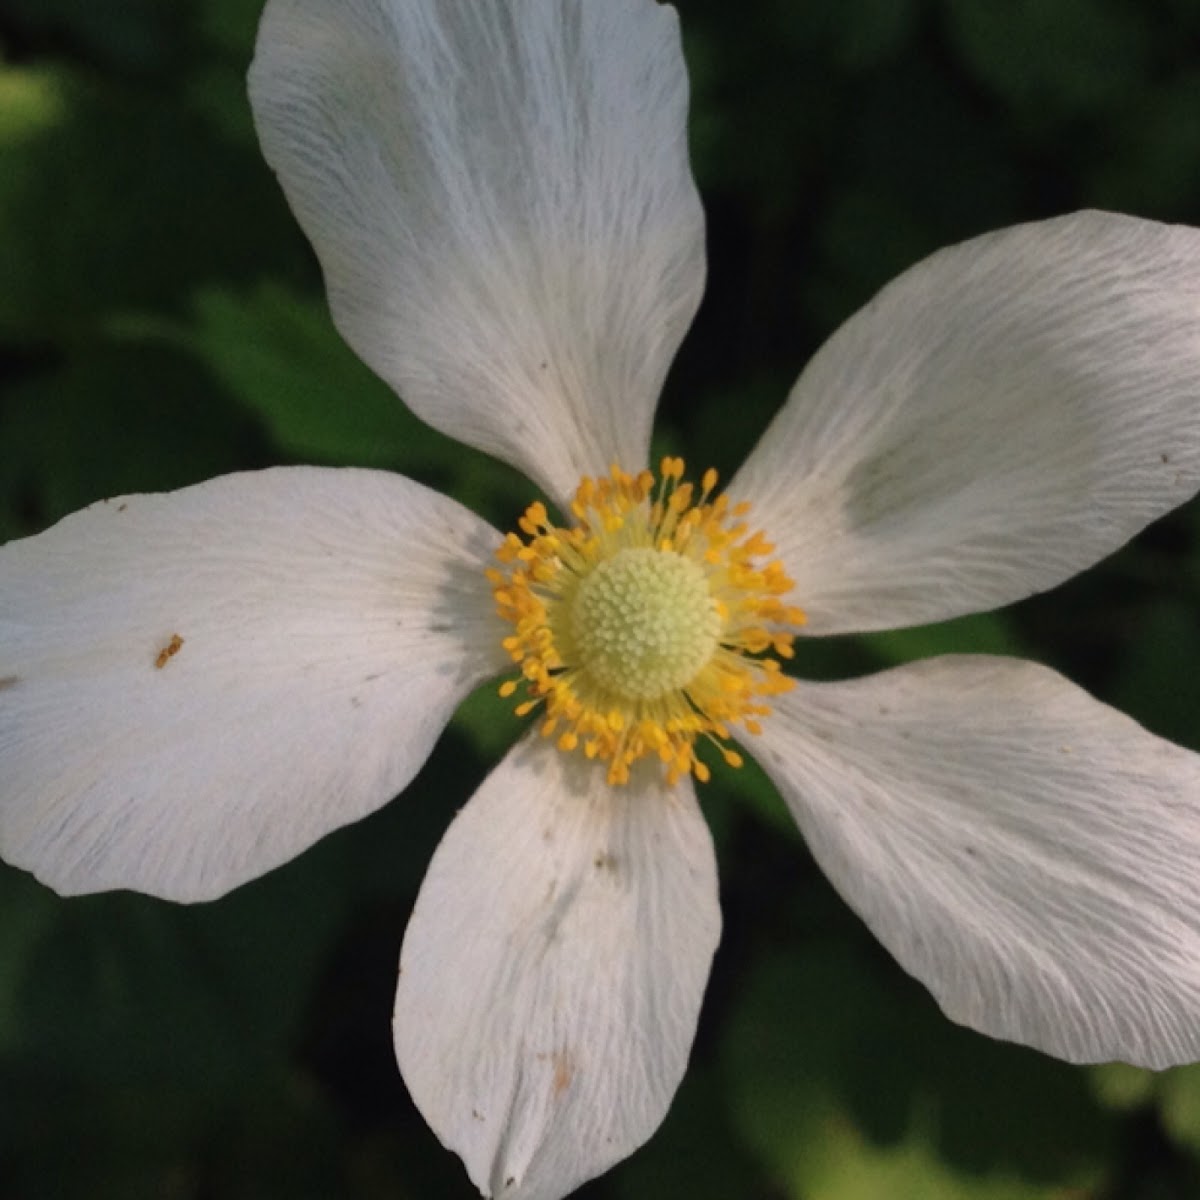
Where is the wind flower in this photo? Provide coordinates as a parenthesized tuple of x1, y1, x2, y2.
(4, 0, 1200, 1196)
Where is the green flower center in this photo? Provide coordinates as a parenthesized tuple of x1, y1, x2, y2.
(569, 547, 721, 701)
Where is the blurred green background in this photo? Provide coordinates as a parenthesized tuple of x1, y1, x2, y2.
(4, 0, 1200, 1196)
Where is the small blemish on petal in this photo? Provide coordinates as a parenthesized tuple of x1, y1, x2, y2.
(551, 1049, 575, 1097)
(0, 675, 20, 692)
(154, 634, 185, 669)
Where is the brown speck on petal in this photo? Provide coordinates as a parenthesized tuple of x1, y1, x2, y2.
(0, 675, 20, 692)
(551, 1049, 575, 1097)
(155, 634, 185, 669)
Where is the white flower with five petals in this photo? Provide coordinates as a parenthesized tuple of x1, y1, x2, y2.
(5, 1, 1200, 1198)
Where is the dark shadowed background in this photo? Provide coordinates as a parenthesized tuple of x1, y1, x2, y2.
(4, 0, 1200, 1196)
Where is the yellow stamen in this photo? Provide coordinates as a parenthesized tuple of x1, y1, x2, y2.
(490, 458, 806, 785)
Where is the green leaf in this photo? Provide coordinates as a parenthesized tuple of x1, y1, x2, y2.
(1, 0, 188, 74)
(1088, 73, 1200, 217)
(941, 0, 1150, 124)
(0, 68, 295, 346)
(1089, 1062, 1157, 1112)
(859, 610, 1024, 668)
(451, 680, 525, 761)
(198, 0, 264, 56)
(0, 65, 71, 144)
(771, 0, 919, 72)
(1110, 599, 1200, 749)
(185, 284, 436, 468)
(726, 945, 1110, 1199)
(0, 866, 59, 1055)
(0, 341, 256, 532)
(13, 851, 354, 1090)
(1159, 1064, 1200, 1156)
(171, 284, 534, 528)
(613, 1063, 770, 1200)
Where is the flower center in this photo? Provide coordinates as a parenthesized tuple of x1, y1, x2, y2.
(569, 548, 720, 701)
(489, 458, 806, 785)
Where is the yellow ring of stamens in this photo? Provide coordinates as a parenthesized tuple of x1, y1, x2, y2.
(489, 458, 807, 785)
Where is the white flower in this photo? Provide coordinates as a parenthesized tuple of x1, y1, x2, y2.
(4, 0, 1200, 1197)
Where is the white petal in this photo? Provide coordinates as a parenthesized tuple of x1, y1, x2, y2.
(754, 656, 1200, 1067)
(732, 211, 1200, 634)
(249, 0, 705, 506)
(0, 467, 505, 903)
(394, 737, 720, 1200)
